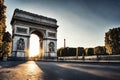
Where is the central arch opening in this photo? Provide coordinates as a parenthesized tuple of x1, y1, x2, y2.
(29, 34, 40, 57)
(29, 30, 44, 60)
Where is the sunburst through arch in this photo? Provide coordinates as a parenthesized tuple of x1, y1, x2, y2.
(29, 34, 40, 58)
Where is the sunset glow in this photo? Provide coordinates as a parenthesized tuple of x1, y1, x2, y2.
(29, 34, 40, 57)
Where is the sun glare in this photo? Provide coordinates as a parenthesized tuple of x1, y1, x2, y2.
(29, 34, 40, 57)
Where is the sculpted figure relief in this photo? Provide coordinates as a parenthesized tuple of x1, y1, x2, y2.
(49, 42, 55, 52)
(17, 38, 25, 50)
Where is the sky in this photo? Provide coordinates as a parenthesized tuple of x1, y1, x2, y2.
(5, 0, 120, 48)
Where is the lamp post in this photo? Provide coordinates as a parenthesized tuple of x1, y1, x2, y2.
(64, 39, 66, 48)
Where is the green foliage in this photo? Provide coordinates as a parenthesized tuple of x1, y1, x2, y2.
(68, 48, 76, 56)
(76, 47, 85, 56)
(0, 32, 12, 58)
(57, 47, 76, 57)
(105, 27, 120, 54)
(57, 48, 61, 57)
(2, 31, 12, 42)
(94, 46, 106, 55)
(57, 46, 109, 57)
(85, 48, 94, 56)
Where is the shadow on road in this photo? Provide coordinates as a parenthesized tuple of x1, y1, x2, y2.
(0, 61, 119, 80)
(0, 61, 26, 68)
(35, 61, 120, 80)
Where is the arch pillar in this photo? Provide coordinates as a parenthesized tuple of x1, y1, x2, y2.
(39, 39, 43, 59)
(43, 38, 57, 59)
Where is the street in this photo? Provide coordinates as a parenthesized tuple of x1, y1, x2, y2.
(0, 61, 120, 80)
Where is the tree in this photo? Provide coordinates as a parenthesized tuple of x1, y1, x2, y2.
(85, 48, 94, 56)
(0, 0, 12, 61)
(94, 46, 106, 55)
(2, 31, 12, 42)
(2, 32, 12, 56)
(0, 0, 7, 60)
(105, 27, 120, 54)
(76, 47, 85, 56)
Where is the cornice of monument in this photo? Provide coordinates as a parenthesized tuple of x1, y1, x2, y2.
(11, 8, 59, 28)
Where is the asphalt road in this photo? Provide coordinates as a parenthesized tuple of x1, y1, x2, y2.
(0, 61, 120, 80)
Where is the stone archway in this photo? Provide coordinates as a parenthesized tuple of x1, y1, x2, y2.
(30, 30, 44, 59)
(11, 9, 59, 60)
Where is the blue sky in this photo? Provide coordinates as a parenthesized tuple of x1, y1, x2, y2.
(5, 0, 120, 48)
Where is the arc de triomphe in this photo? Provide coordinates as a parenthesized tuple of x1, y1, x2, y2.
(11, 9, 59, 60)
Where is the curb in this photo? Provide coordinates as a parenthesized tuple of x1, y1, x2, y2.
(36, 60, 120, 64)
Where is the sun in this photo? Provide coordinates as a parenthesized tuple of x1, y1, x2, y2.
(29, 34, 40, 57)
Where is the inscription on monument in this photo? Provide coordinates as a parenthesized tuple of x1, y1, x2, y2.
(48, 32, 56, 38)
(16, 27, 27, 34)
